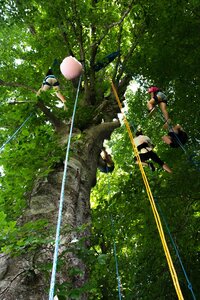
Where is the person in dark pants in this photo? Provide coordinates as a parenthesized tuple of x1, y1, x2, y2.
(162, 124, 188, 148)
(134, 130, 172, 173)
(98, 147, 115, 173)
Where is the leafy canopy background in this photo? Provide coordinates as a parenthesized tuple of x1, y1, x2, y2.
(0, 0, 200, 299)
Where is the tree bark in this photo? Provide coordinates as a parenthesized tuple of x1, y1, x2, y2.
(0, 121, 119, 300)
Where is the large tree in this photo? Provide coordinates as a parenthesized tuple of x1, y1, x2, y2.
(0, 0, 199, 299)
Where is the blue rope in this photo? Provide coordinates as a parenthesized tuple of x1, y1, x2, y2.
(106, 166, 122, 300)
(0, 113, 33, 153)
(154, 197, 196, 300)
(48, 76, 82, 300)
(110, 216, 122, 300)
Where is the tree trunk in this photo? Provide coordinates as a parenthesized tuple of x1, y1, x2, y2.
(0, 121, 119, 300)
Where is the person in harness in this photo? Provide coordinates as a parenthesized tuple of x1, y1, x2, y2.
(37, 68, 67, 108)
(162, 124, 188, 148)
(98, 147, 115, 173)
(147, 86, 170, 127)
(134, 129, 172, 173)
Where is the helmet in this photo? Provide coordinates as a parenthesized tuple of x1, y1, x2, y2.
(148, 86, 160, 93)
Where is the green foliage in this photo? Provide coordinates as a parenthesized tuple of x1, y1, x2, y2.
(91, 146, 199, 298)
(1, 219, 50, 255)
(0, 0, 200, 299)
(0, 110, 63, 257)
(90, 82, 200, 298)
(75, 106, 95, 130)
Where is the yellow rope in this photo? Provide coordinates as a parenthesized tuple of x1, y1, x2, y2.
(111, 81, 184, 300)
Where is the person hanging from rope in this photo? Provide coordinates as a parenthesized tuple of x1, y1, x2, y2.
(94, 50, 120, 72)
(147, 86, 171, 128)
(162, 124, 188, 148)
(98, 147, 115, 173)
(134, 129, 172, 173)
(37, 68, 67, 109)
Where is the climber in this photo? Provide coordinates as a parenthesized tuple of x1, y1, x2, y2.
(134, 129, 172, 173)
(94, 50, 120, 72)
(37, 68, 67, 109)
(147, 86, 170, 127)
(162, 124, 188, 148)
(98, 147, 115, 173)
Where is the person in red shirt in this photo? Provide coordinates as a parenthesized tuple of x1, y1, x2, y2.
(147, 86, 171, 128)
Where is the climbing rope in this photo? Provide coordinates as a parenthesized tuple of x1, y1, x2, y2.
(154, 197, 196, 300)
(111, 216, 122, 300)
(111, 80, 184, 300)
(0, 112, 33, 153)
(106, 166, 122, 300)
(48, 76, 82, 300)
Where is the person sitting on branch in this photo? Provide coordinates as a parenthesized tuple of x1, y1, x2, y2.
(162, 124, 188, 148)
(37, 68, 67, 109)
(134, 129, 172, 173)
(98, 147, 115, 173)
(147, 86, 171, 127)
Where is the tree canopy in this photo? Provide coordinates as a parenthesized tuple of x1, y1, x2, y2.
(0, 0, 199, 299)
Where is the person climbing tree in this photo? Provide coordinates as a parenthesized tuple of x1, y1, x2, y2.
(94, 50, 120, 72)
(162, 124, 188, 148)
(147, 86, 171, 127)
(37, 68, 67, 109)
(98, 147, 115, 173)
(134, 129, 172, 173)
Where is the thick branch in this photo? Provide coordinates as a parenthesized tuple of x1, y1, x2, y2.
(36, 99, 65, 131)
(0, 79, 65, 131)
(117, 24, 146, 80)
(112, 25, 123, 80)
(8, 101, 36, 104)
(92, 100, 110, 124)
(90, 0, 98, 68)
(92, 0, 135, 47)
(61, 31, 75, 57)
(118, 74, 132, 97)
(86, 120, 120, 148)
(65, 1, 89, 95)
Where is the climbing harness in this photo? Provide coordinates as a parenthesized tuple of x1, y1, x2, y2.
(106, 166, 122, 300)
(111, 80, 184, 300)
(48, 75, 82, 300)
(154, 197, 196, 300)
(0, 112, 33, 153)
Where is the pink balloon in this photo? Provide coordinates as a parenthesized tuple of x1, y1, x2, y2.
(60, 56, 83, 80)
